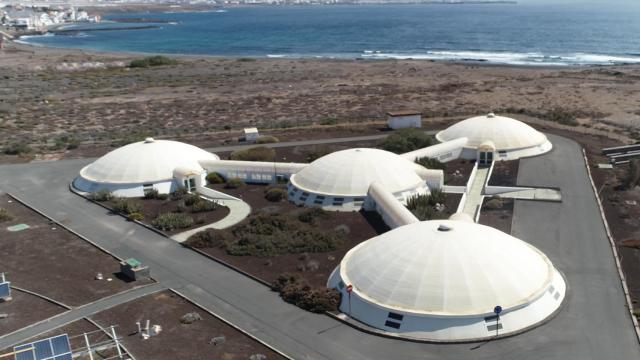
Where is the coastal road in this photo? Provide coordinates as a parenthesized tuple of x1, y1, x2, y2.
(0, 134, 638, 359)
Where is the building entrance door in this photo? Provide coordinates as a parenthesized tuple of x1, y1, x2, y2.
(183, 177, 197, 192)
(479, 151, 494, 165)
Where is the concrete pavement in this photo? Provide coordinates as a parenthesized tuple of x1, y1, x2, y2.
(172, 198, 251, 242)
(0, 134, 638, 359)
(204, 134, 389, 153)
(462, 165, 490, 219)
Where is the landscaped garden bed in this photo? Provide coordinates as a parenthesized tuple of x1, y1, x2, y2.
(478, 196, 514, 234)
(488, 160, 520, 187)
(92, 189, 229, 236)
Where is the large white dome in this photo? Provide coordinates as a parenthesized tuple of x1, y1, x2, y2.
(289, 148, 424, 197)
(436, 113, 550, 151)
(340, 220, 555, 316)
(79, 138, 219, 184)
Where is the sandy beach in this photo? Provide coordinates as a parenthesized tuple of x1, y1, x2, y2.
(1, 40, 639, 157)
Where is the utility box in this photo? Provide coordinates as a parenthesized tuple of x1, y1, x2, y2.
(244, 127, 259, 142)
(0, 273, 11, 302)
(387, 111, 422, 129)
(120, 258, 150, 281)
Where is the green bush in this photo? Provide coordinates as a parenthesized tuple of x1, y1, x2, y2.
(256, 135, 279, 144)
(51, 135, 79, 150)
(297, 208, 329, 225)
(406, 190, 447, 221)
(379, 128, 434, 154)
(623, 159, 640, 190)
(271, 274, 340, 313)
(226, 178, 245, 189)
(111, 198, 142, 215)
(319, 117, 338, 126)
(3, 141, 32, 155)
(143, 188, 159, 200)
(206, 172, 225, 184)
(184, 193, 202, 206)
(484, 197, 504, 210)
(415, 157, 447, 171)
(66, 137, 80, 150)
(230, 146, 275, 161)
(191, 199, 218, 213)
(226, 214, 345, 257)
(304, 147, 332, 163)
(90, 189, 113, 202)
(0, 208, 14, 222)
(543, 108, 579, 126)
(129, 56, 177, 68)
(265, 188, 287, 202)
(152, 212, 194, 231)
(128, 212, 144, 221)
(171, 186, 188, 200)
(184, 229, 231, 248)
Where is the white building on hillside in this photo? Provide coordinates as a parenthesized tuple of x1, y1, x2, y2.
(386, 111, 422, 129)
(244, 127, 259, 142)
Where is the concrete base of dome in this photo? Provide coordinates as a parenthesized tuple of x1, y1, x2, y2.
(286, 182, 429, 213)
(328, 265, 567, 343)
(72, 176, 177, 198)
(459, 140, 553, 162)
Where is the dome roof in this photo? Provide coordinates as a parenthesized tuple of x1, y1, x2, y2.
(340, 220, 555, 316)
(289, 148, 424, 197)
(79, 138, 219, 184)
(436, 113, 548, 150)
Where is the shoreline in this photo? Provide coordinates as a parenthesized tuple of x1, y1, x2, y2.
(7, 39, 640, 71)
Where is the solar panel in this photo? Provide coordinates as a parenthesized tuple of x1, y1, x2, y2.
(0, 282, 10, 299)
(14, 334, 72, 360)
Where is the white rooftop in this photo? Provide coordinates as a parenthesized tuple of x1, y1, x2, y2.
(79, 138, 219, 184)
(436, 113, 549, 151)
(289, 148, 424, 197)
(340, 220, 555, 316)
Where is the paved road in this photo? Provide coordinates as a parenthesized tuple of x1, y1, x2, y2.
(205, 134, 389, 153)
(509, 134, 640, 360)
(0, 283, 166, 349)
(0, 134, 638, 359)
(203, 130, 438, 153)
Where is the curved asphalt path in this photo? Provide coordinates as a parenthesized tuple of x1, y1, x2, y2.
(0, 134, 638, 359)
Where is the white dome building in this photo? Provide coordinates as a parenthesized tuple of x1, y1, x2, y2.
(436, 113, 552, 163)
(287, 148, 433, 211)
(73, 138, 219, 197)
(328, 220, 566, 342)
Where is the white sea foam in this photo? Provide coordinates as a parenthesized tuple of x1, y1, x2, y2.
(360, 50, 640, 66)
(267, 54, 287, 58)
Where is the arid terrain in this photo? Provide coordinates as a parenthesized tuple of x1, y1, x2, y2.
(1, 41, 639, 161)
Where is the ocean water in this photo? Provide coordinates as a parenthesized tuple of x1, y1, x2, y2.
(18, 3, 640, 66)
